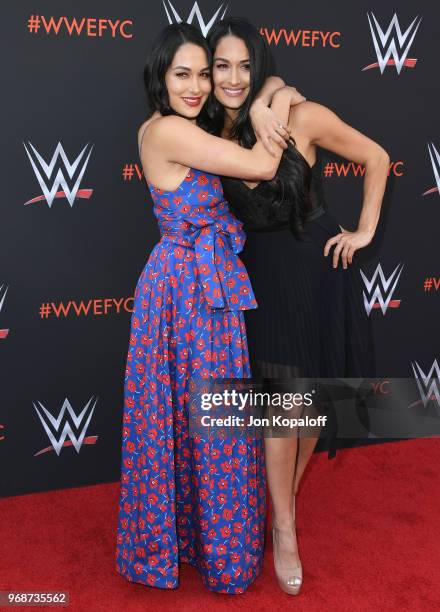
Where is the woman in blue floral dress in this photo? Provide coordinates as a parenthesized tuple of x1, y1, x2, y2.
(115, 24, 294, 594)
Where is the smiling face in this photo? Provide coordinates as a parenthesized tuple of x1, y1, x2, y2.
(164, 42, 211, 119)
(212, 35, 251, 113)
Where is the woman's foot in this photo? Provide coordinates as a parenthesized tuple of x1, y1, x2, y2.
(272, 514, 302, 595)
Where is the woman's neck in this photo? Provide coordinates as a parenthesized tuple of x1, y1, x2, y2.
(222, 108, 239, 140)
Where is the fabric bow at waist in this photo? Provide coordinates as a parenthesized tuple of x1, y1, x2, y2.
(159, 216, 257, 311)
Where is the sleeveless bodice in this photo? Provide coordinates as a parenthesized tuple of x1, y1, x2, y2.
(147, 167, 257, 311)
(221, 158, 326, 233)
(118, 166, 266, 592)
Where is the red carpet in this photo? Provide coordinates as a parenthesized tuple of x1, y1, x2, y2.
(1, 439, 439, 611)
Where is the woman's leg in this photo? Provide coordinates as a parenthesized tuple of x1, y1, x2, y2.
(293, 436, 319, 495)
(264, 437, 300, 567)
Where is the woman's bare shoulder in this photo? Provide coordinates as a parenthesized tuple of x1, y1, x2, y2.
(138, 114, 198, 147)
(289, 101, 330, 125)
(137, 113, 161, 145)
(288, 101, 337, 142)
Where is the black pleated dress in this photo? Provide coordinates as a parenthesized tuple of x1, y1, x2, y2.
(222, 156, 375, 454)
(221, 157, 375, 380)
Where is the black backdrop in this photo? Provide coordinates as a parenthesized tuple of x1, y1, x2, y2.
(1, 1, 438, 497)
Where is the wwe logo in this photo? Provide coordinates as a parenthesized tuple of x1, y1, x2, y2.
(363, 12, 422, 74)
(162, 1, 228, 36)
(411, 359, 440, 408)
(422, 142, 440, 196)
(360, 263, 403, 315)
(33, 397, 98, 456)
(23, 142, 94, 207)
(0, 284, 9, 340)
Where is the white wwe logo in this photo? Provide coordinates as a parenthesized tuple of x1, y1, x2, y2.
(411, 359, 440, 408)
(33, 397, 98, 456)
(0, 284, 9, 340)
(366, 12, 422, 74)
(23, 142, 93, 207)
(0, 284, 8, 314)
(424, 142, 440, 197)
(360, 263, 403, 316)
(163, 1, 228, 36)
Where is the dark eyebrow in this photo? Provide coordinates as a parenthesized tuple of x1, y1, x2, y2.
(173, 65, 210, 71)
(214, 57, 250, 63)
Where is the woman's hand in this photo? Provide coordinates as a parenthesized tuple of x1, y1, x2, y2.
(250, 87, 306, 156)
(249, 99, 290, 156)
(324, 227, 374, 269)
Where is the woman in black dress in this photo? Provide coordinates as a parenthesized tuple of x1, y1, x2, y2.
(206, 18, 389, 594)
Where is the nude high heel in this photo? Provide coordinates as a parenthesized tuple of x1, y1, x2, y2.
(272, 525, 303, 595)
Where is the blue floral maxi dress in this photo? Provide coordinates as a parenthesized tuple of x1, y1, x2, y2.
(115, 168, 266, 594)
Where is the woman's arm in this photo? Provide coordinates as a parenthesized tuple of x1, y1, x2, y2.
(254, 76, 285, 106)
(146, 88, 293, 181)
(250, 80, 306, 154)
(290, 101, 390, 269)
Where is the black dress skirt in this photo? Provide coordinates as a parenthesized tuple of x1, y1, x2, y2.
(221, 159, 375, 453)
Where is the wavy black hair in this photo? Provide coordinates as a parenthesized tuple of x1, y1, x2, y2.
(143, 23, 212, 130)
(207, 17, 312, 237)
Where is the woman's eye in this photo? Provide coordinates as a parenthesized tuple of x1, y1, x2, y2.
(242, 64, 250, 71)
(200, 72, 210, 78)
(215, 63, 228, 70)
(176, 72, 188, 78)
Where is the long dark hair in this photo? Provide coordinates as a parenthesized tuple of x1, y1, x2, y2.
(143, 23, 212, 130)
(207, 17, 312, 237)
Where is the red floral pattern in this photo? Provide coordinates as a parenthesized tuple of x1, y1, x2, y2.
(116, 168, 266, 594)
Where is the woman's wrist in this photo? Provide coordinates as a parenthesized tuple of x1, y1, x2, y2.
(272, 87, 296, 106)
(250, 98, 267, 115)
(254, 76, 285, 107)
(355, 225, 376, 240)
(274, 85, 306, 107)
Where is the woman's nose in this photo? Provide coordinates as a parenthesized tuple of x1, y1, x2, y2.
(229, 67, 240, 85)
(188, 75, 201, 93)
